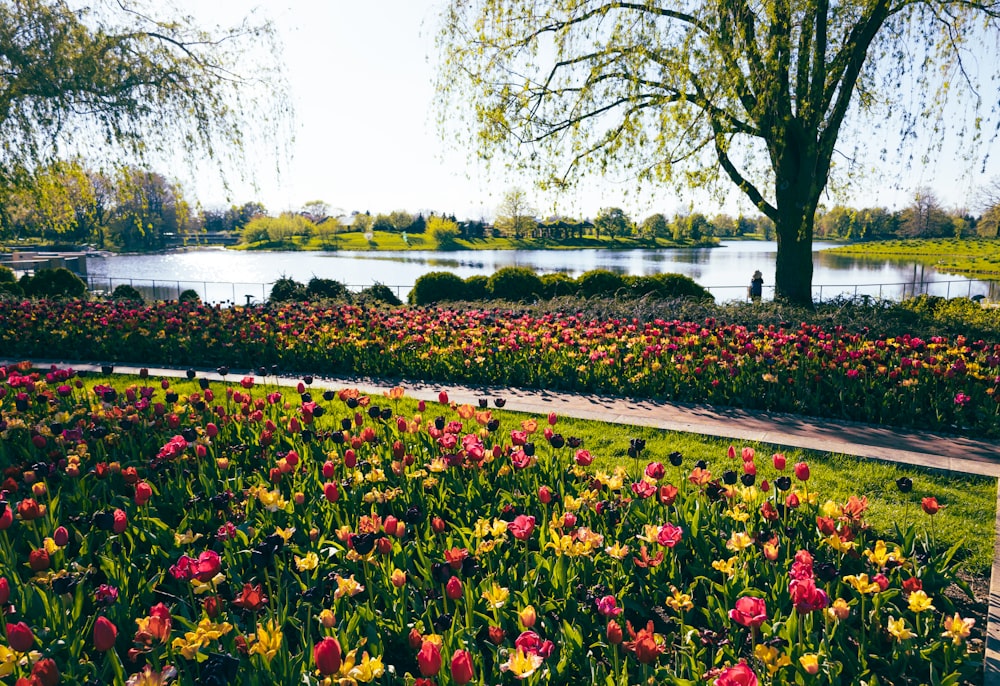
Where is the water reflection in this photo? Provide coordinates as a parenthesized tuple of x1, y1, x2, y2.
(85, 242, 994, 304)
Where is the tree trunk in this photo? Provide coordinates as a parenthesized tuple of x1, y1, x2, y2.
(772, 129, 822, 308)
(774, 214, 814, 306)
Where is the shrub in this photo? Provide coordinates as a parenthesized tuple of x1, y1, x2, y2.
(306, 277, 350, 301)
(178, 289, 201, 304)
(645, 272, 715, 301)
(541, 272, 576, 299)
(463, 275, 490, 301)
(357, 283, 402, 306)
(111, 284, 144, 303)
(408, 271, 467, 305)
(427, 215, 461, 249)
(269, 277, 307, 303)
(0, 266, 20, 297)
(486, 266, 543, 302)
(20, 268, 87, 299)
(576, 269, 626, 298)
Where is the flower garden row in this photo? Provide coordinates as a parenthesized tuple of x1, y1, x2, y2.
(1, 299, 998, 437)
(0, 363, 982, 685)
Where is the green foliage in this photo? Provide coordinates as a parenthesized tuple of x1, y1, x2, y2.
(241, 214, 315, 245)
(408, 271, 468, 305)
(178, 289, 201, 304)
(576, 269, 626, 299)
(111, 284, 144, 303)
(486, 266, 543, 302)
(305, 277, 350, 301)
(463, 275, 490, 301)
(357, 283, 402, 306)
(541, 272, 577, 299)
(594, 207, 631, 238)
(19, 267, 86, 299)
(269, 277, 306, 303)
(0, 265, 21, 296)
(427, 215, 461, 249)
(629, 273, 715, 301)
(437, 0, 1000, 305)
(0, 0, 287, 191)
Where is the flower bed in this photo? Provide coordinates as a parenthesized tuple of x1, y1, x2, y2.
(1, 300, 998, 437)
(0, 364, 982, 685)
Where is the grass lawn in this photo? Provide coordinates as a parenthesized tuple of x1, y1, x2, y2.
(826, 237, 1000, 277)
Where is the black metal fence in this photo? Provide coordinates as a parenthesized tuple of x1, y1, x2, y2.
(86, 275, 999, 307)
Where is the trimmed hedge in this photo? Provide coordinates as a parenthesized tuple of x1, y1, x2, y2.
(408, 271, 467, 305)
(411, 267, 713, 304)
(20, 268, 87, 299)
(486, 266, 543, 302)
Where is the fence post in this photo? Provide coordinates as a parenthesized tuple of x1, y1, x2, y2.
(946, 282, 950, 299)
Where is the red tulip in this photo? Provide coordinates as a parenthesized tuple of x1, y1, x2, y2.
(417, 640, 442, 676)
(31, 657, 59, 686)
(921, 497, 941, 515)
(112, 508, 128, 534)
(606, 620, 623, 644)
(538, 485, 553, 504)
(0, 577, 9, 605)
(323, 482, 340, 503)
(28, 548, 49, 571)
(729, 596, 768, 628)
(53, 525, 69, 547)
(445, 576, 463, 600)
(193, 550, 222, 582)
(509, 514, 536, 541)
(714, 661, 759, 686)
(450, 649, 474, 685)
(772, 453, 786, 470)
(94, 616, 118, 652)
(135, 481, 153, 506)
(314, 636, 342, 675)
(793, 462, 810, 481)
(6, 621, 33, 652)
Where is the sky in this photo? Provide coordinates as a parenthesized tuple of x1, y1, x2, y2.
(171, 0, 999, 221)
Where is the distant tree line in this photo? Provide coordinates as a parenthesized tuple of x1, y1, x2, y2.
(4, 163, 999, 252)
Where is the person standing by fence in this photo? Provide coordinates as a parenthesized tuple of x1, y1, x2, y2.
(749, 270, 764, 303)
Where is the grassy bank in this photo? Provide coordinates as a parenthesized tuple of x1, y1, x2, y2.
(825, 237, 1000, 277)
(236, 231, 718, 252)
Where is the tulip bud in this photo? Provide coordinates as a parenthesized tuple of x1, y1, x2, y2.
(538, 485, 552, 504)
(606, 620, 623, 645)
(445, 576, 463, 600)
(391, 569, 407, 588)
(418, 640, 443, 677)
(450, 649, 475, 685)
(314, 636, 342, 676)
(319, 609, 336, 628)
(408, 627, 423, 649)
(793, 462, 810, 481)
(772, 453, 786, 470)
(438, 391, 449, 404)
(519, 605, 537, 628)
(431, 516, 446, 534)
(0, 577, 9, 605)
(135, 481, 153, 506)
(93, 616, 118, 652)
(323, 482, 339, 503)
(6, 621, 34, 652)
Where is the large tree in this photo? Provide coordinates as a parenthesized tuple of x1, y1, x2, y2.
(0, 0, 287, 194)
(438, 0, 998, 305)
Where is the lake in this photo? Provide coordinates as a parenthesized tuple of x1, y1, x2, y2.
(84, 241, 997, 304)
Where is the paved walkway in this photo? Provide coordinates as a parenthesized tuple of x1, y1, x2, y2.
(6, 358, 1000, 682)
